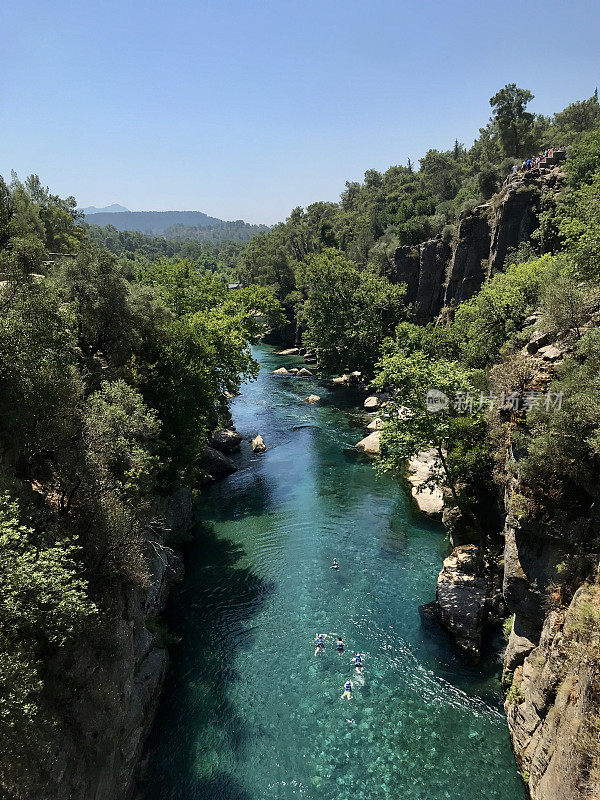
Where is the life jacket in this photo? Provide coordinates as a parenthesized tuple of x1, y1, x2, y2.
(355, 655, 362, 664)
(345, 682, 352, 691)
(317, 636, 324, 645)
(337, 641, 344, 650)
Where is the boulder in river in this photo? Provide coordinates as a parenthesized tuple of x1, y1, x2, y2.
(297, 368, 314, 377)
(366, 417, 383, 431)
(332, 374, 350, 385)
(304, 394, 321, 404)
(288, 367, 299, 374)
(436, 544, 487, 661)
(251, 435, 267, 453)
(198, 445, 237, 480)
(272, 367, 289, 375)
(407, 449, 444, 517)
(210, 428, 243, 454)
(355, 431, 381, 455)
(363, 396, 380, 411)
(276, 347, 299, 355)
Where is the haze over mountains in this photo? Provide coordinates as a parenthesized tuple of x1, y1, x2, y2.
(81, 205, 270, 242)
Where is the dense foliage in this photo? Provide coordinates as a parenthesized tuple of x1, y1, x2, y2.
(0, 172, 281, 791)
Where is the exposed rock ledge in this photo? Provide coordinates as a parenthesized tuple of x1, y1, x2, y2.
(505, 584, 600, 799)
(407, 449, 444, 517)
(436, 544, 487, 660)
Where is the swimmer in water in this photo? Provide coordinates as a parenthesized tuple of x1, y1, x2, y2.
(336, 637, 345, 656)
(351, 653, 364, 671)
(330, 559, 339, 570)
(314, 633, 327, 656)
(341, 679, 353, 700)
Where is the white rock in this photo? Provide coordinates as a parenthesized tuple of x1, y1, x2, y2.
(355, 431, 381, 455)
(251, 435, 267, 453)
(304, 395, 321, 404)
(367, 418, 384, 431)
(407, 449, 444, 517)
(272, 367, 289, 375)
(276, 347, 299, 355)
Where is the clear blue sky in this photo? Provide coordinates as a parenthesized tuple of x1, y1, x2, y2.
(2, 0, 598, 224)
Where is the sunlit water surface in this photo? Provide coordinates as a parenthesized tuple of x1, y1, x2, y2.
(142, 345, 524, 800)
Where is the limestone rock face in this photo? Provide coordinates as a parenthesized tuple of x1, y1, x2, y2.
(210, 428, 243, 454)
(505, 587, 600, 800)
(444, 204, 491, 307)
(503, 517, 564, 627)
(436, 545, 487, 660)
(388, 166, 566, 323)
(40, 489, 191, 800)
(407, 449, 444, 518)
(489, 166, 565, 274)
(355, 431, 381, 455)
(199, 445, 238, 479)
(251, 434, 267, 453)
(390, 238, 449, 323)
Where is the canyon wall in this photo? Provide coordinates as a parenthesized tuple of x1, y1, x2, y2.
(36, 489, 193, 800)
(390, 165, 566, 321)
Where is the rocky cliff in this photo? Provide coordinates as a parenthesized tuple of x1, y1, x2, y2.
(36, 488, 193, 800)
(505, 584, 600, 799)
(391, 165, 566, 321)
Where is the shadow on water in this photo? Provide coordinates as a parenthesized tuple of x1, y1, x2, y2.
(139, 520, 275, 800)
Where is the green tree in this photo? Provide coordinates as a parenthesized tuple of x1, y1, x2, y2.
(490, 84, 535, 158)
(296, 248, 406, 374)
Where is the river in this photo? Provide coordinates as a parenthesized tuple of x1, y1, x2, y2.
(142, 344, 524, 800)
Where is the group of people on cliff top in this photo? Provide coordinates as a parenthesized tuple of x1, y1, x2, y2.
(313, 559, 365, 701)
(511, 146, 566, 174)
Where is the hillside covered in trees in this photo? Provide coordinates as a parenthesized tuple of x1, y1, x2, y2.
(0, 173, 281, 797)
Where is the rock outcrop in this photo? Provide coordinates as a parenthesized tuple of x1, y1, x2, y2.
(210, 428, 243, 454)
(505, 585, 600, 799)
(40, 489, 192, 800)
(198, 445, 238, 479)
(391, 237, 450, 323)
(304, 394, 321, 404)
(436, 545, 487, 660)
(390, 166, 566, 322)
(406, 449, 444, 518)
(444, 204, 491, 307)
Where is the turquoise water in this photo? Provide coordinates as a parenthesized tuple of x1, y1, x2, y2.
(142, 345, 524, 800)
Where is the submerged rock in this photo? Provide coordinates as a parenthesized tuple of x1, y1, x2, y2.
(251, 435, 267, 453)
(210, 428, 243, 454)
(277, 347, 299, 355)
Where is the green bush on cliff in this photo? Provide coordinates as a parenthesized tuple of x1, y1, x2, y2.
(0, 493, 97, 783)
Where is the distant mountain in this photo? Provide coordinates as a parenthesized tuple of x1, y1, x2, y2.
(83, 210, 228, 234)
(81, 204, 130, 214)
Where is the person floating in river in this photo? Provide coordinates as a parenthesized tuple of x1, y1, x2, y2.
(341, 679, 353, 700)
(330, 559, 339, 570)
(336, 637, 345, 656)
(314, 633, 327, 656)
(351, 653, 364, 671)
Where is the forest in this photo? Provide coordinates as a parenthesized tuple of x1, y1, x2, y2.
(0, 172, 282, 793)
